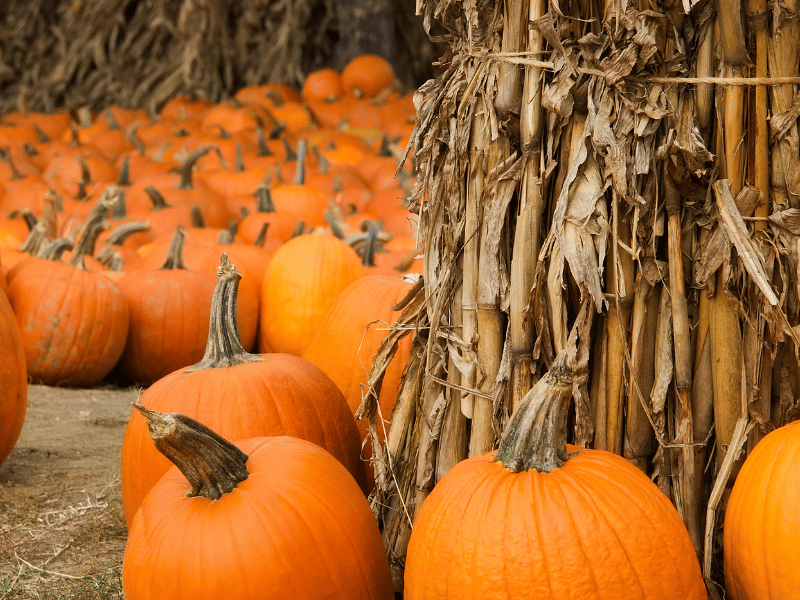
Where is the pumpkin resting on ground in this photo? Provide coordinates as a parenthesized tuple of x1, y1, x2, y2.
(7, 191, 129, 386)
(123, 404, 394, 600)
(121, 254, 366, 526)
(404, 351, 706, 600)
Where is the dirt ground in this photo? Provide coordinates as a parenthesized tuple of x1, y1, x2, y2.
(0, 384, 142, 599)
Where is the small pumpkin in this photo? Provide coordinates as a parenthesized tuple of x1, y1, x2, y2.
(123, 404, 394, 600)
(404, 351, 706, 600)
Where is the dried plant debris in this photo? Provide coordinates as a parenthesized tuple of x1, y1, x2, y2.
(0, 0, 334, 113)
(363, 0, 800, 594)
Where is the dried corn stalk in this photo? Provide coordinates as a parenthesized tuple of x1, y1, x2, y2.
(355, 0, 800, 595)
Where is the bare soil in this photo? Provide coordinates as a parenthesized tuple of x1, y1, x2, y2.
(0, 384, 141, 599)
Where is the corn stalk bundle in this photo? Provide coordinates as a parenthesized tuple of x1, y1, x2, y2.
(0, 0, 334, 113)
(357, 0, 800, 594)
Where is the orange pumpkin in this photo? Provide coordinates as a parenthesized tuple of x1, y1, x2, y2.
(259, 233, 364, 355)
(114, 227, 220, 385)
(724, 419, 800, 599)
(123, 405, 394, 600)
(7, 193, 129, 386)
(303, 274, 413, 484)
(340, 54, 396, 99)
(121, 256, 366, 526)
(404, 353, 706, 600)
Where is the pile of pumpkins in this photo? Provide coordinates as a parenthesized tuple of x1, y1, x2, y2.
(0, 53, 797, 600)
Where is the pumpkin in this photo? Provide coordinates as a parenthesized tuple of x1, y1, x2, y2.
(121, 255, 366, 526)
(404, 352, 706, 600)
(302, 274, 413, 485)
(302, 68, 343, 102)
(340, 54, 396, 99)
(259, 232, 365, 355)
(123, 404, 394, 600)
(114, 226, 220, 385)
(0, 278, 26, 468)
(723, 419, 800, 599)
(7, 191, 130, 387)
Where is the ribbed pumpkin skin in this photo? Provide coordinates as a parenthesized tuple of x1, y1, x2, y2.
(405, 445, 706, 600)
(121, 353, 366, 527)
(7, 260, 129, 386)
(123, 436, 394, 600)
(303, 275, 413, 477)
(0, 285, 26, 467)
(115, 269, 221, 384)
(723, 421, 800, 599)
(259, 234, 364, 355)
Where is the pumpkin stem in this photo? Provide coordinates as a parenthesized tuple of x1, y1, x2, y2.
(325, 210, 346, 240)
(96, 245, 123, 271)
(191, 206, 206, 228)
(0, 147, 25, 180)
(145, 186, 171, 210)
(494, 351, 578, 473)
(33, 124, 50, 144)
(111, 188, 128, 219)
(117, 155, 132, 186)
(74, 155, 92, 200)
(104, 108, 121, 131)
(255, 125, 273, 157)
(217, 229, 234, 245)
(378, 134, 393, 158)
(291, 221, 307, 238)
(270, 123, 287, 140)
(235, 143, 245, 173)
(255, 187, 276, 213)
(177, 145, 213, 190)
(282, 137, 297, 163)
(361, 220, 381, 267)
(126, 123, 146, 156)
(184, 254, 264, 372)
(9, 207, 38, 232)
(106, 221, 151, 246)
(40, 236, 74, 261)
(293, 139, 307, 185)
(132, 401, 250, 500)
(159, 226, 188, 270)
(68, 187, 119, 269)
(20, 222, 52, 256)
(313, 145, 330, 174)
(253, 222, 269, 248)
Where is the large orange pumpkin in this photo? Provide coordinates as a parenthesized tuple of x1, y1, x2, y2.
(723, 420, 800, 599)
(123, 405, 394, 600)
(259, 233, 364, 355)
(121, 255, 366, 526)
(0, 280, 26, 467)
(404, 352, 706, 600)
